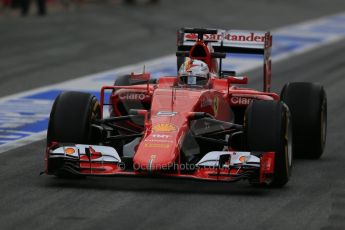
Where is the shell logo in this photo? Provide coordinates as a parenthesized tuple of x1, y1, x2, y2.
(152, 123, 177, 132)
(64, 147, 75, 155)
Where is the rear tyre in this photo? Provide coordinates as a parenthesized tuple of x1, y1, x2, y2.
(245, 100, 292, 187)
(47, 91, 100, 145)
(280, 82, 327, 159)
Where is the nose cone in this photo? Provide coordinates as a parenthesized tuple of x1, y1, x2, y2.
(133, 133, 178, 171)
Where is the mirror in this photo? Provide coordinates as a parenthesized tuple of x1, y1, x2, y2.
(227, 76, 248, 84)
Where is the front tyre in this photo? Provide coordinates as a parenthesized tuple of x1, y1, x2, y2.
(245, 100, 292, 187)
(47, 91, 100, 145)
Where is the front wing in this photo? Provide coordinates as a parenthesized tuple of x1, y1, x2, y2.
(45, 143, 275, 184)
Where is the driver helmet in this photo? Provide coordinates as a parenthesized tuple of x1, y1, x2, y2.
(178, 58, 209, 86)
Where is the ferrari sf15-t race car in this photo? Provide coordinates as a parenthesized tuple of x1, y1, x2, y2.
(45, 28, 327, 187)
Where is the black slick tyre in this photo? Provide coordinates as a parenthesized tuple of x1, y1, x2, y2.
(47, 91, 100, 145)
(245, 100, 292, 187)
(280, 82, 327, 159)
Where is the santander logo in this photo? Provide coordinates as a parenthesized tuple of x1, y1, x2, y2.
(185, 33, 198, 40)
(225, 32, 265, 42)
(185, 32, 265, 43)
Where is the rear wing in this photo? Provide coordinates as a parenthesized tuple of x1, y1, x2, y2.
(177, 28, 272, 92)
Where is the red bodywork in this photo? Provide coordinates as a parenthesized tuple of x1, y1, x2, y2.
(101, 76, 278, 171)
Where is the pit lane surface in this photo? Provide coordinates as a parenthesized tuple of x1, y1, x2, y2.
(1, 1, 345, 229)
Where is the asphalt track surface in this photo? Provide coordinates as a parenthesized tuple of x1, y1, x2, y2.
(1, 0, 345, 229)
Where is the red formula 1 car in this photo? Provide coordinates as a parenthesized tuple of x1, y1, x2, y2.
(45, 28, 327, 187)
